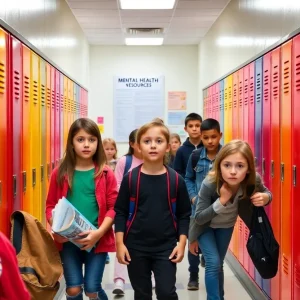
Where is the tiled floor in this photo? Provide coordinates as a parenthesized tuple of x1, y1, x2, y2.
(59, 252, 252, 300)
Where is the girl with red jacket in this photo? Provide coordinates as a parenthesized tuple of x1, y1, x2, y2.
(46, 118, 118, 300)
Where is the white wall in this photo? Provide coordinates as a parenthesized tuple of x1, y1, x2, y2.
(89, 45, 199, 156)
(198, 0, 300, 113)
(0, 0, 89, 87)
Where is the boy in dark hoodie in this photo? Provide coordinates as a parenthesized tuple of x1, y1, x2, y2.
(173, 113, 202, 177)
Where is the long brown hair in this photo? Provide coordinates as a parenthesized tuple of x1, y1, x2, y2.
(208, 140, 256, 199)
(58, 118, 106, 187)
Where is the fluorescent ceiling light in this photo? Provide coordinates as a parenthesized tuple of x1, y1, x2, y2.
(125, 38, 164, 46)
(120, 0, 175, 9)
(241, 0, 300, 11)
(28, 37, 77, 48)
(216, 36, 281, 47)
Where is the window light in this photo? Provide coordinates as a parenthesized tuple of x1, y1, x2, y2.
(120, 0, 175, 10)
(125, 38, 164, 46)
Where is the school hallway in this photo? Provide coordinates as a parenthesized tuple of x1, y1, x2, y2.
(57, 252, 253, 300)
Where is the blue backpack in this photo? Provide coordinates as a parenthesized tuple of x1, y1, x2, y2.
(123, 155, 133, 176)
(125, 164, 179, 239)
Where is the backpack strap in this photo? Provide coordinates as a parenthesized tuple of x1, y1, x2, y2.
(166, 166, 179, 231)
(191, 147, 202, 180)
(125, 165, 142, 239)
(123, 154, 133, 176)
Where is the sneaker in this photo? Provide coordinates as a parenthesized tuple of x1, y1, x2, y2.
(187, 273, 199, 290)
(105, 254, 110, 264)
(113, 279, 125, 295)
(200, 255, 206, 268)
(151, 273, 155, 289)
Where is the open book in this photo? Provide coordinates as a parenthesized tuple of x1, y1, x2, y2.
(52, 197, 97, 252)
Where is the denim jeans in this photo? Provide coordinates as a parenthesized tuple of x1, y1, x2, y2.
(197, 227, 234, 300)
(60, 242, 108, 300)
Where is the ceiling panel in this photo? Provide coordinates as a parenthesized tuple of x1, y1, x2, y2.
(66, 0, 230, 45)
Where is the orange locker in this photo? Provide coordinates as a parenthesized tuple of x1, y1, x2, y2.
(50, 66, 55, 173)
(270, 46, 282, 300)
(46, 64, 51, 190)
(227, 75, 233, 142)
(22, 45, 32, 215)
(224, 77, 229, 143)
(280, 40, 293, 300)
(30, 51, 41, 220)
(0, 28, 9, 236)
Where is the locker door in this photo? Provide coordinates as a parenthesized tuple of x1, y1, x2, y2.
(55, 69, 60, 166)
(232, 71, 239, 139)
(281, 40, 292, 300)
(0, 28, 9, 236)
(63, 76, 68, 148)
(68, 79, 74, 124)
(50, 66, 55, 173)
(74, 82, 77, 119)
(243, 65, 250, 143)
(254, 58, 264, 287)
(238, 68, 244, 140)
(30, 51, 41, 220)
(39, 58, 46, 225)
(292, 34, 300, 300)
(228, 75, 233, 142)
(22, 45, 31, 215)
(60, 73, 64, 159)
(271, 46, 282, 300)
(249, 62, 255, 152)
(11, 36, 23, 212)
(215, 83, 220, 121)
(224, 77, 229, 143)
(219, 80, 224, 145)
(46, 64, 51, 191)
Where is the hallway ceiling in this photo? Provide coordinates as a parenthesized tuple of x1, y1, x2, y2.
(66, 0, 230, 45)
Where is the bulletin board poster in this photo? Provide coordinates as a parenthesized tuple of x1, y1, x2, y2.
(168, 111, 186, 126)
(168, 91, 187, 110)
(114, 76, 165, 142)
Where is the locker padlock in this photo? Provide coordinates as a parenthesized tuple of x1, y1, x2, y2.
(293, 166, 297, 187)
(32, 168, 36, 187)
(13, 175, 17, 197)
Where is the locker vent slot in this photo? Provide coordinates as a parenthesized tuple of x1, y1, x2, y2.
(0, 62, 6, 93)
(33, 80, 38, 104)
(295, 264, 300, 288)
(24, 75, 30, 102)
(47, 87, 51, 107)
(14, 70, 20, 99)
(244, 227, 249, 241)
(283, 254, 289, 275)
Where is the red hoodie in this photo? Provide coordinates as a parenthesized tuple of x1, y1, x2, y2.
(0, 232, 30, 300)
(46, 165, 118, 253)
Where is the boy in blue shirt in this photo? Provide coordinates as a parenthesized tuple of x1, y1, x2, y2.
(185, 118, 222, 290)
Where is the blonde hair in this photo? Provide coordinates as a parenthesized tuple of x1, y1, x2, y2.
(152, 117, 164, 124)
(102, 138, 118, 159)
(208, 140, 256, 199)
(170, 133, 181, 154)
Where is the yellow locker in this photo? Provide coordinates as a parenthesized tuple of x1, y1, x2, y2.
(63, 76, 68, 149)
(30, 51, 41, 221)
(224, 77, 229, 143)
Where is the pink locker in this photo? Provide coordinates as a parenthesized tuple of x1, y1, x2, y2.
(248, 62, 255, 151)
(55, 69, 60, 166)
(215, 83, 220, 121)
(238, 68, 244, 140)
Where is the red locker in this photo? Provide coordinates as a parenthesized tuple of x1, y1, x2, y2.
(50, 66, 55, 173)
(243, 65, 250, 143)
(10, 36, 23, 211)
(292, 34, 300, 300)
(248, 62, 255, 152)
(55, 69, 60, 166)
(281, 40, 292, 300)
(238, 68, 244, 140)
(232, 71, 239, 139)
(238, 217, 244, 265)
(270, 46, 282, 300)
(0, 28, 9, 236)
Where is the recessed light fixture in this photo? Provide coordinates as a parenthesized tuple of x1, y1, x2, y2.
(125, 38, 164, 46)
(120, 0, 175, 10)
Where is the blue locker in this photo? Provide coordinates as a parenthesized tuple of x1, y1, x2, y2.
(220, 79, 224, 145)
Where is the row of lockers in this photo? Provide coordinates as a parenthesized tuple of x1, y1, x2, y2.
(0, 27, 88, 238)
(203, 33, 300, 300)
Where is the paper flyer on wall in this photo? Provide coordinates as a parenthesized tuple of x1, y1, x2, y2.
(51, 197, 97, 252)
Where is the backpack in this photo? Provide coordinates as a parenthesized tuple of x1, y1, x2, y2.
(125, 164, 179, 239)
(10, 211, 63, 300)
(191, 147, 203, 180)
(246, 206, 279, 279)
(123, 154, 133, 176)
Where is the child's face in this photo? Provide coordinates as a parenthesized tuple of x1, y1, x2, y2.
(72, 129, 98, 161)
(201, 129, 222, 153)
(103, 143, 116, 161)
(170, 137, 181, 153)
(138, 127, 170, 163)
(184, 120, 201, 139)
(220, 152, 249, 188)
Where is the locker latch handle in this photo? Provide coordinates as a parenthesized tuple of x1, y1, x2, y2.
(47, 163, 50, 179)
(281, 163, 284, 182)
(293, 165, 297, 187)
(23, 171, 26, 192)
(32, 168, 36, 187)
(271, 160, 274, 178)
(262, 158, 265, 176)
(13, 175, 17, 197)
(41, 165, 44, 182)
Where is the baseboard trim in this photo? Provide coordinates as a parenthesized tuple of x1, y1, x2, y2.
(225, 251, 270, 300)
